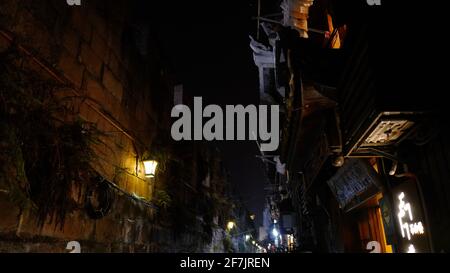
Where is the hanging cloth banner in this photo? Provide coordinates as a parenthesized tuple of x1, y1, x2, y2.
(327, 159, 382, 210)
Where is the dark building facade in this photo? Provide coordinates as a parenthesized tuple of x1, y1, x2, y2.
(251, 0, 448, 253)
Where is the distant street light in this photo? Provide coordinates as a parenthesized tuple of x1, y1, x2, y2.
(227, 221, 236, 231)
(272, 228, 279, 237)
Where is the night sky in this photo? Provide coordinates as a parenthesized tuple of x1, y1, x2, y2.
(145, 1, 269, 225)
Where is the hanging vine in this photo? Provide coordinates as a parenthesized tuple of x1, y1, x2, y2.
(0, 50, 104, 229)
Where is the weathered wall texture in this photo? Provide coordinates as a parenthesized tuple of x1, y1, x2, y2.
(0, 0, 228, 253)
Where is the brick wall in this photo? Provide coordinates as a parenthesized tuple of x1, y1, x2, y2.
(0, 0, 176, 252)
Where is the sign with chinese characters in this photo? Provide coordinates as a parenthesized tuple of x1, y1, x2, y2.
(327, 159, 382, 210)
(394, 181, 431, 253)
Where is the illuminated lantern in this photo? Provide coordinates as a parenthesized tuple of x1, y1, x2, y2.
(143, 159, 158, 178)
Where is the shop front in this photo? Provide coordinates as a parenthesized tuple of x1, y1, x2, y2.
(326, 158, 390, 252)
(326, 158, 433, 253)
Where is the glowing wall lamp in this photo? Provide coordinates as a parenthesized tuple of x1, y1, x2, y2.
(143, 159, 158, 178)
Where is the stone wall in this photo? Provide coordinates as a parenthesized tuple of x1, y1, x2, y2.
(0, 0, 177, 252)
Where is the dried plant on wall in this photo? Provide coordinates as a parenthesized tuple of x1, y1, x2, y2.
(0, 52, 105, 229)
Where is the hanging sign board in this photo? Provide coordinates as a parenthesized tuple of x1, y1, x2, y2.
(327, 159, 382, 210)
